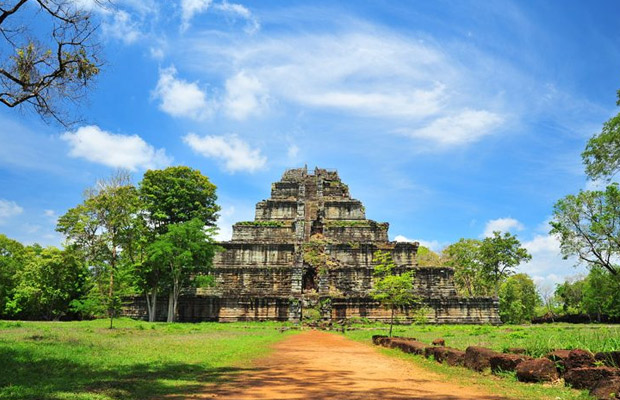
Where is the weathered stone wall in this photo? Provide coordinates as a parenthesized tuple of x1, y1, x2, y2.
(255, 200, 297, 220)
(231, 224, 295, 242)
(124, 294, 500, 324)
(214, 243, 295, 266)
(324, 200, 366, 220)
(323, 224, 388, 242)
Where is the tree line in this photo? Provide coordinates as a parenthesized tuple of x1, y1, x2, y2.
(0, 167, 221, 327)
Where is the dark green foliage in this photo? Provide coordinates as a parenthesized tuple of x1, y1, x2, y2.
(582, 91, 620, 181)
(0, 234, 24, 315)
(140, 166, 220, 233)
(146, 219, 220, 322)
(499, 273, 541, 324)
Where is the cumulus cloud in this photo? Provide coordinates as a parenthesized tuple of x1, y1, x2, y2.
(519, 233, 584, 291)
(402, 109, 504, 146)
(394, 235, 443, 252)
(0, 199, 23, 224)
(223, 71, 269, 119)
(61, 125, 171, 170)
(483, 217, 524, 237)
(183, 133, 266, 172)
(153, 66, 213, 120)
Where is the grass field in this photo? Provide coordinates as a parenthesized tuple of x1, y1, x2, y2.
(0, 318, 295, 400)
(344, 323, 620, 400)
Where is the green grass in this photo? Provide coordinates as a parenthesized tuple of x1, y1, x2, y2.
(343, 322, 620, 400)
(0, 318, 297, 400)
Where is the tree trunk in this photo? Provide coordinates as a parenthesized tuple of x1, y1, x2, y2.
(389, 305, 395, 337)
(146, 288, 157, 322)
(167, 279, 180, 323)
(167, 291, 174, 323)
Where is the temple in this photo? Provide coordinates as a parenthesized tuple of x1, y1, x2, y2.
(126, 167, 500, 324)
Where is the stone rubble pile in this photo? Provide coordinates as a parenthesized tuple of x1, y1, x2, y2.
(373, 336, 620, 399)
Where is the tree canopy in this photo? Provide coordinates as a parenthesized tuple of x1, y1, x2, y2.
(582, 89, 620, 181)
(370, 250, 417, 336)
(498, 273, 540, 324)
(550, 184, 620, 276)
(0, 0, 102, 125)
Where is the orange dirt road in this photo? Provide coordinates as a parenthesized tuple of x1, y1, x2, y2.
(200, 330, 508, 400)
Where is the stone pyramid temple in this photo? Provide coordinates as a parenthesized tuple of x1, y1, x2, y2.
(129, 167, 500, 323)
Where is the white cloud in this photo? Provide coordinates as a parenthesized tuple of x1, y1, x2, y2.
(223, 71, 269, 119)
(287, 144, 300, 159)
(215, 205, 235, 241)
(102, 10, 142, 44)
(61, 125, 171, 170)
(183, 133, 266, 173)
(212, 1, 260, 34)
(0, 199, 23, 224)
(394, 235, 443, 252)
(152, 66, 213, 120)
(180, 29, 505, 145)
(519, 233, 584, 290)
(181, 0, 212, 31)
(402, 109, 504, 146)
(483, 217, 524, 237)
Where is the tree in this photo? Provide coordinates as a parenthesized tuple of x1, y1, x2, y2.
(56, 171, 142, 328)
(0, 234, 24, 316)
(416, 245, 443, 267)
(5, 245, 86, 320)
(441, 238, 490, 297)
(139, 166, 220, 233)
(498, 273, 540, 324)
(550, 184, 620, 276)
(370, 250, 417, 337)
(581, 267, 620, 320)
(138, 166, 220, 322)
(555, 278, 585, 314)
(146, 218, 219, 322)
(478, 232, 531, 297)
(0, 0, 102, 125)
(582, 89, 620, 181)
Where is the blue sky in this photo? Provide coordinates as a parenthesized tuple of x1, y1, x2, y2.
(1, 0, 619, 290)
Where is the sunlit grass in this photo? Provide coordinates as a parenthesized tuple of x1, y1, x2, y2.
(0, 318, 296, 400)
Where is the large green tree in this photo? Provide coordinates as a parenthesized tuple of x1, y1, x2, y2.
(0, 0, 102, 125)
(370, 250, 417, 337)
(479, 232, 531, 297)
(498, 273, 540, 324)
(57, 171, 142, 328)
(146, 218, 219, 322)
(140, 166, 220, 232)
(138, 166, 220, 322)
(0, 234, 24, 316)
(582, 89, 620, 181)
(5, 245, 86, 320)
(550, 184, 620, 276)
(442, 238, 490, 297)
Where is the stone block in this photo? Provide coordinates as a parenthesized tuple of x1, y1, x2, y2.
(590, 376, 620, 399)
(464, 346, 500, 372)
(490, 353, 532, 373)
(564, 367, 620, 390)
(516, 358, 559, 382)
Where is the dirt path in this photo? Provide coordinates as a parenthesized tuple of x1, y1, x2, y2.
(195, 330, 507, 400)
